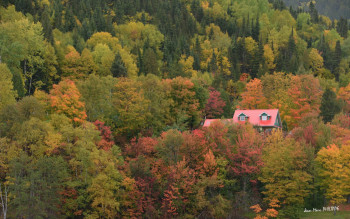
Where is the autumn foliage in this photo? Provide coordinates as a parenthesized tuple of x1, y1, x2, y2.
(1, 1, 350, 218)
(49, 79, 87, 124)
(239, 78, 267, 109)
(205, 87, 226, 118)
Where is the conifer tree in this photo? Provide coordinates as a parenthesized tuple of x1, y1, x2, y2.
(40, 6, 54, 44)
(333, 40, 342, 80)
(309, 1, 319, 23)
(111, 52, 127, 78)
(64, 6, 76, 32)
(337, 17, 348, 38)
(252, 16, 260, 42)
(320, 88, 341, 123)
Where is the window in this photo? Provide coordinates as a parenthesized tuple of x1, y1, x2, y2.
(238, 113, 247, 121)
(239, 116, 246, 121)
(260, 112, 270, 121)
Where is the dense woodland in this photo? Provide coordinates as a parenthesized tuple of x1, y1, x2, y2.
(0, 0, 350, 218)
(282, 0, 350, 19)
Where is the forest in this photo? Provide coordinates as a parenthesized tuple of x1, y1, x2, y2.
(0, 0, 350, 218)
(282, 0, 350, 19)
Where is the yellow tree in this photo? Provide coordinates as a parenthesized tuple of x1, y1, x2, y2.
(263, 44, 275, 72)
(87, 149, 124, 218)
(61, 46, 82, 78)
(87, 32, 138, 78)
(315, 144, 350, 209)
(308, 48, 324, 77)
(260, 130, 312, 216)
(178, 55, 197, 78)
(49, 79, 87, 124)
(261, 72, 291, 126)
(115, 21, 164, 56)
(217, 53, 231, 77)
(239, 78, 267, 109)
(113, 78, 150, 137)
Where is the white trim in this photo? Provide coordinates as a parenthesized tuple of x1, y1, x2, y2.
(238, 113, 247, 121)
(259, 112, 270, 117)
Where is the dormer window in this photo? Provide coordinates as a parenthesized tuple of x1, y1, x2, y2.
(260, 112, 270, 121)
(238, 113, 247, 121)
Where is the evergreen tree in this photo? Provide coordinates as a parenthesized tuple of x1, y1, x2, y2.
(320, 88, 341, 123)
(252, 16, 260, 42)
(192, 37, 201, 71)
(287, 28, 298, 73)
(8, 154, 68, 218)
(53, 2, 63, 30)
(80, 18, 94, 41)
(208, 50, 218, 74)
(137, 48, 144, 75)
(143, 48, 159, 75)
(309, 1, 319, 23)
(191, 0, 204, 22)
(337, 17, 348, 38)
(318, 34, 332, 70)
(333, 40, 342, 80)
(64, 6, 76, 32)
(40, 6, 54, 44)
(110, 52, 127, 78)
(94, 6, 106, 32)
(72, 29, 85, 53)
(251, 41, 262, 78)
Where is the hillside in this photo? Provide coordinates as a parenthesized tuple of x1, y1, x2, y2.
(0, 0, 350, 218)
(282, 0, 350, 19)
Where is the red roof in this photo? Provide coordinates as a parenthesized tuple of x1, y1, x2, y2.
(203, 109, 282, 128)
(233, 109, 281, 127)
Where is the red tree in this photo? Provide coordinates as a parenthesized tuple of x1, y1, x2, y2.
(125, 137, 158, 158)
(94, 120, 114, 151)
(205, 87, 226, 119)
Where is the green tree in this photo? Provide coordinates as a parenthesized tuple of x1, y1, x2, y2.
(0, 63, 16, 111)
(64, 6, 76, 32)
(40, 6, 54, 44)
(333, 40, 342, 80)
(336, 17, 348, 38)
(77, 74, 117, 123)
(8, 154, 68, 218)
(139, 74, 173, 134)
(110, 52, 127, 78)
(320, 88, 342, 123)
(143, 48, 159, 75)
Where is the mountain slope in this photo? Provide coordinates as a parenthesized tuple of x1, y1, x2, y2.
(283, 0, 350, 19)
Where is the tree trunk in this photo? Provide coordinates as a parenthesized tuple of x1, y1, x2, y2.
(242, 176, 248, 211)
(0, 183, 8, 219)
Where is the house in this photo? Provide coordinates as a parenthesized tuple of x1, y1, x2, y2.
(203, 109, 282, 131)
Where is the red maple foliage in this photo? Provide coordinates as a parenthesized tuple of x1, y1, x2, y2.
(94, 120, 114, 151)
(205, 87, 226, 119)
(125, 136, 158, 158)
